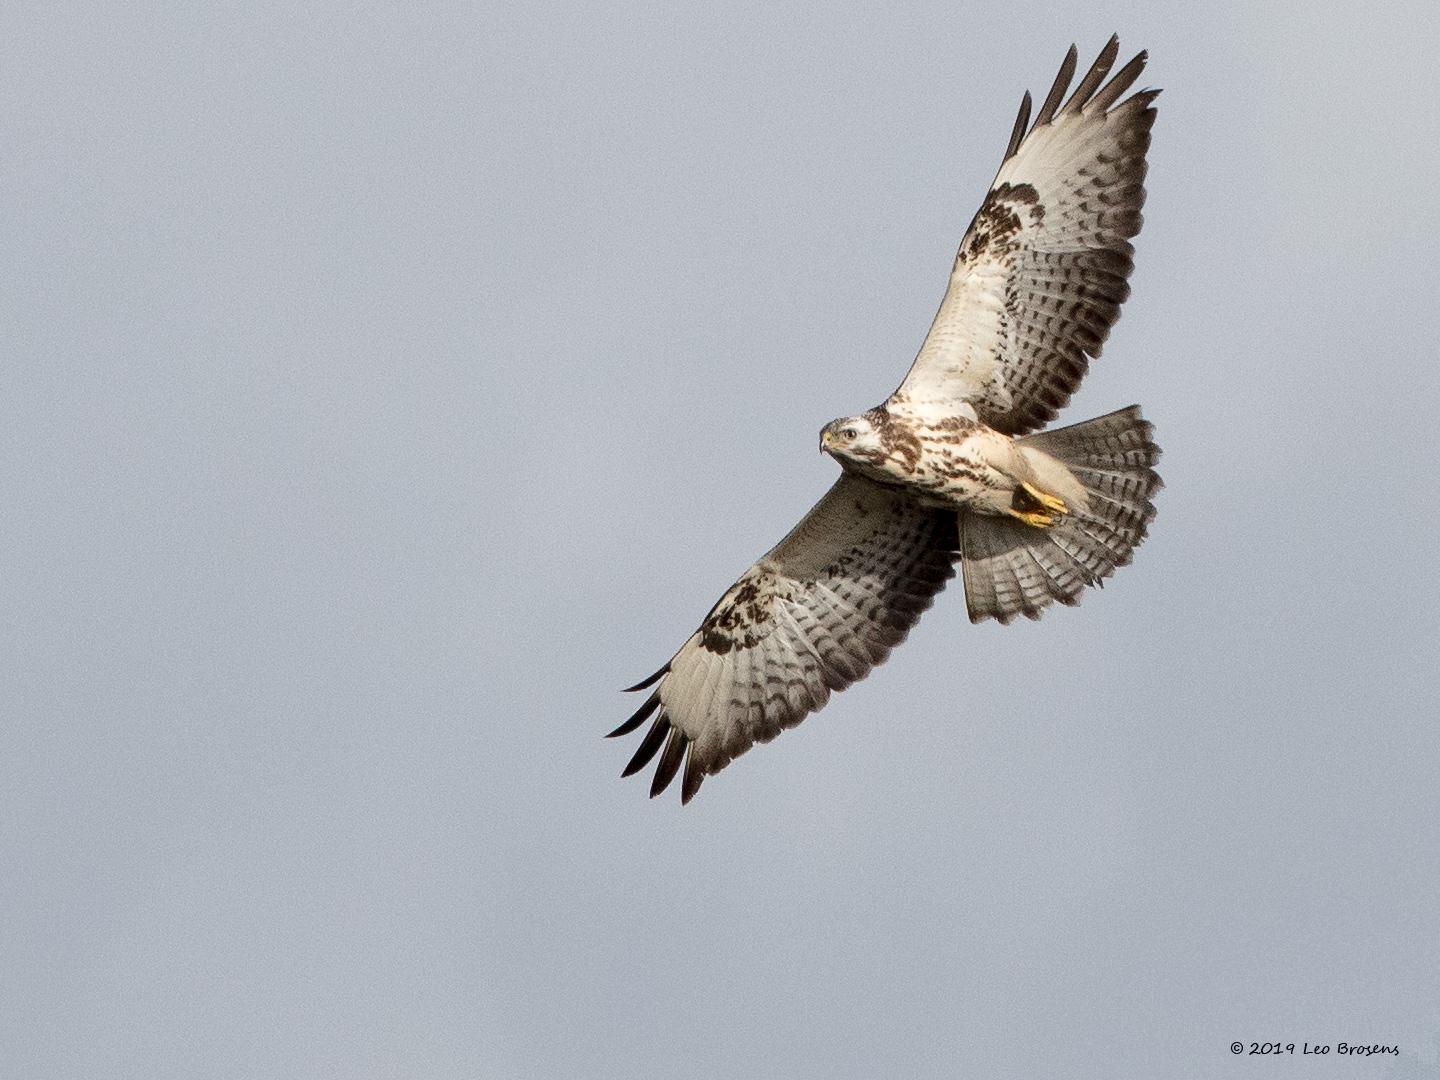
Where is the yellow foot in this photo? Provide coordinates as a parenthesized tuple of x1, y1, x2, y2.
(1019, 482, 1067, 515)
(1008, 483, 1067, 528)
(1009, 508, 1056, 529)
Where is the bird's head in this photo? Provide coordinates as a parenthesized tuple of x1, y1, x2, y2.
(819, 414, 884, 463)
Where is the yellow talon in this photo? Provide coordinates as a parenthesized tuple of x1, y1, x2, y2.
(1019, 482, 1067, 515)
(1010, 508, 1056, 529)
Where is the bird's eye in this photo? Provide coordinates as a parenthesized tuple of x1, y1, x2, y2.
(841, 427, 858, 440)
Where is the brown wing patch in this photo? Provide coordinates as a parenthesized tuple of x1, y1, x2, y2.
(699, 570, 779, 655)
(958, 182, 1042, 262)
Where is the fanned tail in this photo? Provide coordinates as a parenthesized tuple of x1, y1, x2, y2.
(960, 405, 1161, 624)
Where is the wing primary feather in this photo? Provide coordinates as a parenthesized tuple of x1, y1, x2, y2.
(1004, 90, 1032, 161)
(607, 688, 661, 738)
(1062, 34, 1119, 115)
(1090, 49, 1149, 112)
(681, 749, 706, 805)
(649, 727, 689, 799)
(1034, 44, 1078, 127)
(622, 714, 670, 777)
(622, 665, 667, 693)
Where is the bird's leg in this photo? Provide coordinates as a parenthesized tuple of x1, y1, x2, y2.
(1007, 482, 1068, 529)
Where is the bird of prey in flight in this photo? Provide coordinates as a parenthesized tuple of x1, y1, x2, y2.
(611, 37, 1162, 804)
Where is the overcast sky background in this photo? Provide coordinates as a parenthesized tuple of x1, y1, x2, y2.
(5, 2, 1440, 1078)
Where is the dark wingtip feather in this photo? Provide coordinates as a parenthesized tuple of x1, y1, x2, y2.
(681, 754, 705, 805)
(1005, 90, 1032, 161)
(622, 714, 670, 777)
(1061, 35, 1119, 115)
(1034, 44, 1078, 127)
(606, 688, 661, 738)
(649, 727, 689, 799)
(622, 665, 668, 693)
(1091, 50, 1150, 112)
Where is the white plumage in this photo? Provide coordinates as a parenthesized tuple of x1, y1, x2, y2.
(612, 38, 1163, 803)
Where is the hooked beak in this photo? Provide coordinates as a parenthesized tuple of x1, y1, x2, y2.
(820, 429, 833, 453)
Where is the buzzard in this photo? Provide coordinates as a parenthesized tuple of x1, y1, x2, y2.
(612, 37, 1163, 803)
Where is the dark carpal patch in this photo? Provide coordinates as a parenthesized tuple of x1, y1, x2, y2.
(959, 182, 1042, 261)
(700, 572, 774, 653)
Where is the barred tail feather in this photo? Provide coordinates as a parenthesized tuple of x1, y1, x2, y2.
(960, 405, 1161, 624)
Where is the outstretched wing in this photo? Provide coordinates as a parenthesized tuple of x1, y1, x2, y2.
(891, 36, 1158, 435)
(609, 475, 956, 804)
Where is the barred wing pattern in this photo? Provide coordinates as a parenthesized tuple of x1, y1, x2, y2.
(893, 36, 1158, 435)
(609, 475, 956, 804)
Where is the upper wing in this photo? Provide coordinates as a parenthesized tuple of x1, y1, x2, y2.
(891, 37, 1158, 435)
(609, 474, 956, 804)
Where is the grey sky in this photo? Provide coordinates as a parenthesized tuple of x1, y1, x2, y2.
(5, 2, 1440, 1078)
